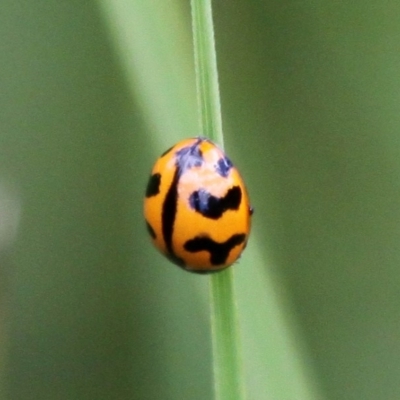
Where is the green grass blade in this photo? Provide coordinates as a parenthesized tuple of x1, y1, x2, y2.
(190, 0, 223, 146)
(191, 1, 244, 399)
(209, 270, 244, 400)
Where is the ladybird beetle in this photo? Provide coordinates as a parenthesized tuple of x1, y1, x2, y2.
(144, 137, 252, 274)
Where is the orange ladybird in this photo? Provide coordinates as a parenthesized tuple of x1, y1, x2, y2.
(144, 137, 252, 273)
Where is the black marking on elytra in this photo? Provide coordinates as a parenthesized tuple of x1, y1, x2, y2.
(162, 168, 180, 255)
(189, 186, 242, 219)
(145, 220, 156, 239)
(184, 233, 247, 265)
(146, 173, 161, 197)
(215, 156, 233, 177)
(161, 139, 207, 260)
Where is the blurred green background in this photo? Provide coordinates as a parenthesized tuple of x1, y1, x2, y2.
(1, 1, 400, 399)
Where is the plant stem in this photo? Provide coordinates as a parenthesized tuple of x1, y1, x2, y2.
(190, 1, 244, 399)
(190, 0, 223, 146)
(209, 269, 245, 400)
